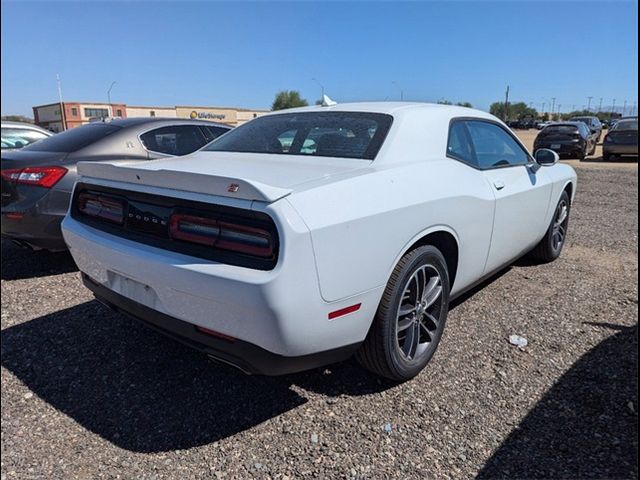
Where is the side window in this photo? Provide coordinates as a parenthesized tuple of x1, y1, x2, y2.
(465, 121, 530, 169)
(140, 125, 209, 156)
(200, 125, 229, 143)
(447, 121, 476, 166)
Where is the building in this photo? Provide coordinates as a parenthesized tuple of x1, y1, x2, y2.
(32, 102, 268, 132)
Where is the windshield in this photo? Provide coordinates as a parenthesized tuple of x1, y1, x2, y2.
(612, 119, 638, 131)
(1, 127, 49, 150)
(544, 125, 579, 134)
(22, 123, 120, 153)
(205, 112, 393, 160)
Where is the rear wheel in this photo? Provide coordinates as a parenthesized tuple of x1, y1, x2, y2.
(603, 152, 613, 161)
(577, 147, 586, 161)
(528, 191, 571, 263)
(356, 245, 450, 381)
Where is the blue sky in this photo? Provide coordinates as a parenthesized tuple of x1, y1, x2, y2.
(1, 1, 638, 116)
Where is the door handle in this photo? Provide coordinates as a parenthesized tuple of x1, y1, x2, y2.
(493, 180, 506, 190)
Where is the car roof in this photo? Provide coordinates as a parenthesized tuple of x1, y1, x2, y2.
(263, 101, 497, 123)
(1, 121, 52, 133)
(92, 117, 232, 129)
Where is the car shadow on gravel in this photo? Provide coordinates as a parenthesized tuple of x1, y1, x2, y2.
(477, 323, 638, 479)
(1, 300, 395, 452)
(0, 240, 77, 280)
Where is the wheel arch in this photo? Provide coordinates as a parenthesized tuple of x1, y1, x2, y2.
(390, 226, 460, 291)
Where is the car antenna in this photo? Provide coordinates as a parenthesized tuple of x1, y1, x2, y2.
(321, 94, 337, 107)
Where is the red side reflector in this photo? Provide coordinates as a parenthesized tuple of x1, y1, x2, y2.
(5, 212, 24, 220)
(328, 303, 362, 320)
(196, 326, 236, 342)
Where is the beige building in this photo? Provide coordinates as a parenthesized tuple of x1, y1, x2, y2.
(33, 101, 268, 131)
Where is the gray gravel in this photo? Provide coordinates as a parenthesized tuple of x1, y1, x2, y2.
(2, 162, 638, 479)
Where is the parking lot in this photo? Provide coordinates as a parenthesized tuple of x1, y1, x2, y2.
(1, 146, 637, 478)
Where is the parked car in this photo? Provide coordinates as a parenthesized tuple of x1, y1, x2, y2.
(603, 117, 638, 161)
(1, 121, 52, 150)
(61, 103, 576, 381)
(569, 116, 603, 141)
(536, 121, 552, 130)
(1, 118, 231, 250)
(534, 121, 597, 160)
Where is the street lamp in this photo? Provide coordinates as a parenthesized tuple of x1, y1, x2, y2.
(392, 81, 404, 101)
(107, 81, 116, 117)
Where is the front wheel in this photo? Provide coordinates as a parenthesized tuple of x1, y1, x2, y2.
(356, 245, 450, 381)
(528, 191, 571, 263)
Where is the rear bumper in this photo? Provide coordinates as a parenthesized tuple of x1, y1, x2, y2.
(534, 142, 584, 157)
(84, 273, 359, 375)
(62, 203, 381, 363)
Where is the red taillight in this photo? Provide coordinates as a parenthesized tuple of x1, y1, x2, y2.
(1, 166, 67, 188)
(169, 213, 274, 258)
(77, 192, 125, 224)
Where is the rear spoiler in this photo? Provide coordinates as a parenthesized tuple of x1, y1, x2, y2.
(76, 162, 292, 203)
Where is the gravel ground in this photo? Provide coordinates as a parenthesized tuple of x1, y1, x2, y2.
(1, 161, 638, 479)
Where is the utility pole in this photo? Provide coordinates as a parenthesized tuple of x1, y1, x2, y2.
(622, 99, 627, 116)
(587, 96, 593, 112)
(551, 97, 556, 119)
(504, 85, 510, 121)
(541, 102, 546, 114)
(392, 81, 404, 101)
(598, 98, 603, 112)
(633, 101, 637, 116)
(56, 74, 66, 131)
(107, 81, 116, 117)
(612, 99, 616, 117)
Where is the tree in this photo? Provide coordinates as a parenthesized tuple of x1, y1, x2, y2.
(271, 90, 309, 111)
(1, 115, 34, 123)
(490, 101, 538, 120)
(456, 102, 473, 108)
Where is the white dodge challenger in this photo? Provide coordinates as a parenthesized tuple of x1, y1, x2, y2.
(61, 103, 576, 381)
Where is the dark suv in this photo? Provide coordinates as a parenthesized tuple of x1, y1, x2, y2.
(569, 116, 603, 141)
(534, 122, 597, 160)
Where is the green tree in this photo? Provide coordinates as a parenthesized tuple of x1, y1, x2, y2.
(456, 102, 473, 108)
(271, 90, 309, 111)
(490, 101, 537, 120)
(1, 115, 34, 123)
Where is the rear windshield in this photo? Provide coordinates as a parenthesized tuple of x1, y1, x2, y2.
(22, 123, 120, 153)
(570, 117, 593, 124)
(543, 125, 579, 134)
(612, 119, 638, 131)
(204, 112, 393, 160)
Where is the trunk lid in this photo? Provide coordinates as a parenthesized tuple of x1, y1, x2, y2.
(78, 151, 370, 203)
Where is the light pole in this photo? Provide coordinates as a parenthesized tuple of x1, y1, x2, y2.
(598, 98, 603, 112)
(392, 81, 404, 101)
(311, 77, 324, 100)
(612, 99, 616, 117)
(551, 97, 556, 119)
(622, 99, 627, 116)
(587, 96, 593, 112)
(107, 81, 116, 117)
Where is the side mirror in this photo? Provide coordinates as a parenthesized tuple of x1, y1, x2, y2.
(534, 148, 559, 166)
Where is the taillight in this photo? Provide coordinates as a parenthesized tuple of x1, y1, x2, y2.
(77, 192, 125, 224)
(169, 213, 274, 258)
(0, 166, 67, 188)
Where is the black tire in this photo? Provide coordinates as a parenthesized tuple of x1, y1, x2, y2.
(577, 148, 586, 161)
(528, 191, 571, 263)
(356, 245, 450, 381)
(603, 152, 612, 161)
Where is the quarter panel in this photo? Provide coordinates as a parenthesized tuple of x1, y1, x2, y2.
(287, 159, 496, 301)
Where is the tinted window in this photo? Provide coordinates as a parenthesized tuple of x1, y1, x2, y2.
(85, 108, 109, 118)
(613, 120, 638, 131)
(200, 125, 230, 143)
(447, 121, 475, 164)
(577, 123, 590, 138)
(140, 125, 209, 156)
(22, 123, 120, 153)
(205, 112, 393, 160)
(1, 128, 49, 150)
(465, 121, 530, 168)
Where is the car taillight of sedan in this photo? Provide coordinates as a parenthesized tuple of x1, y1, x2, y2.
(1, 166, 68, 188)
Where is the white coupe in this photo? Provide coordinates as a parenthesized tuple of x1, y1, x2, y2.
(61, 103, 577, 381)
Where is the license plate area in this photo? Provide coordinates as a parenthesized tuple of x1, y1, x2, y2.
(107, 271, 159, 309)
